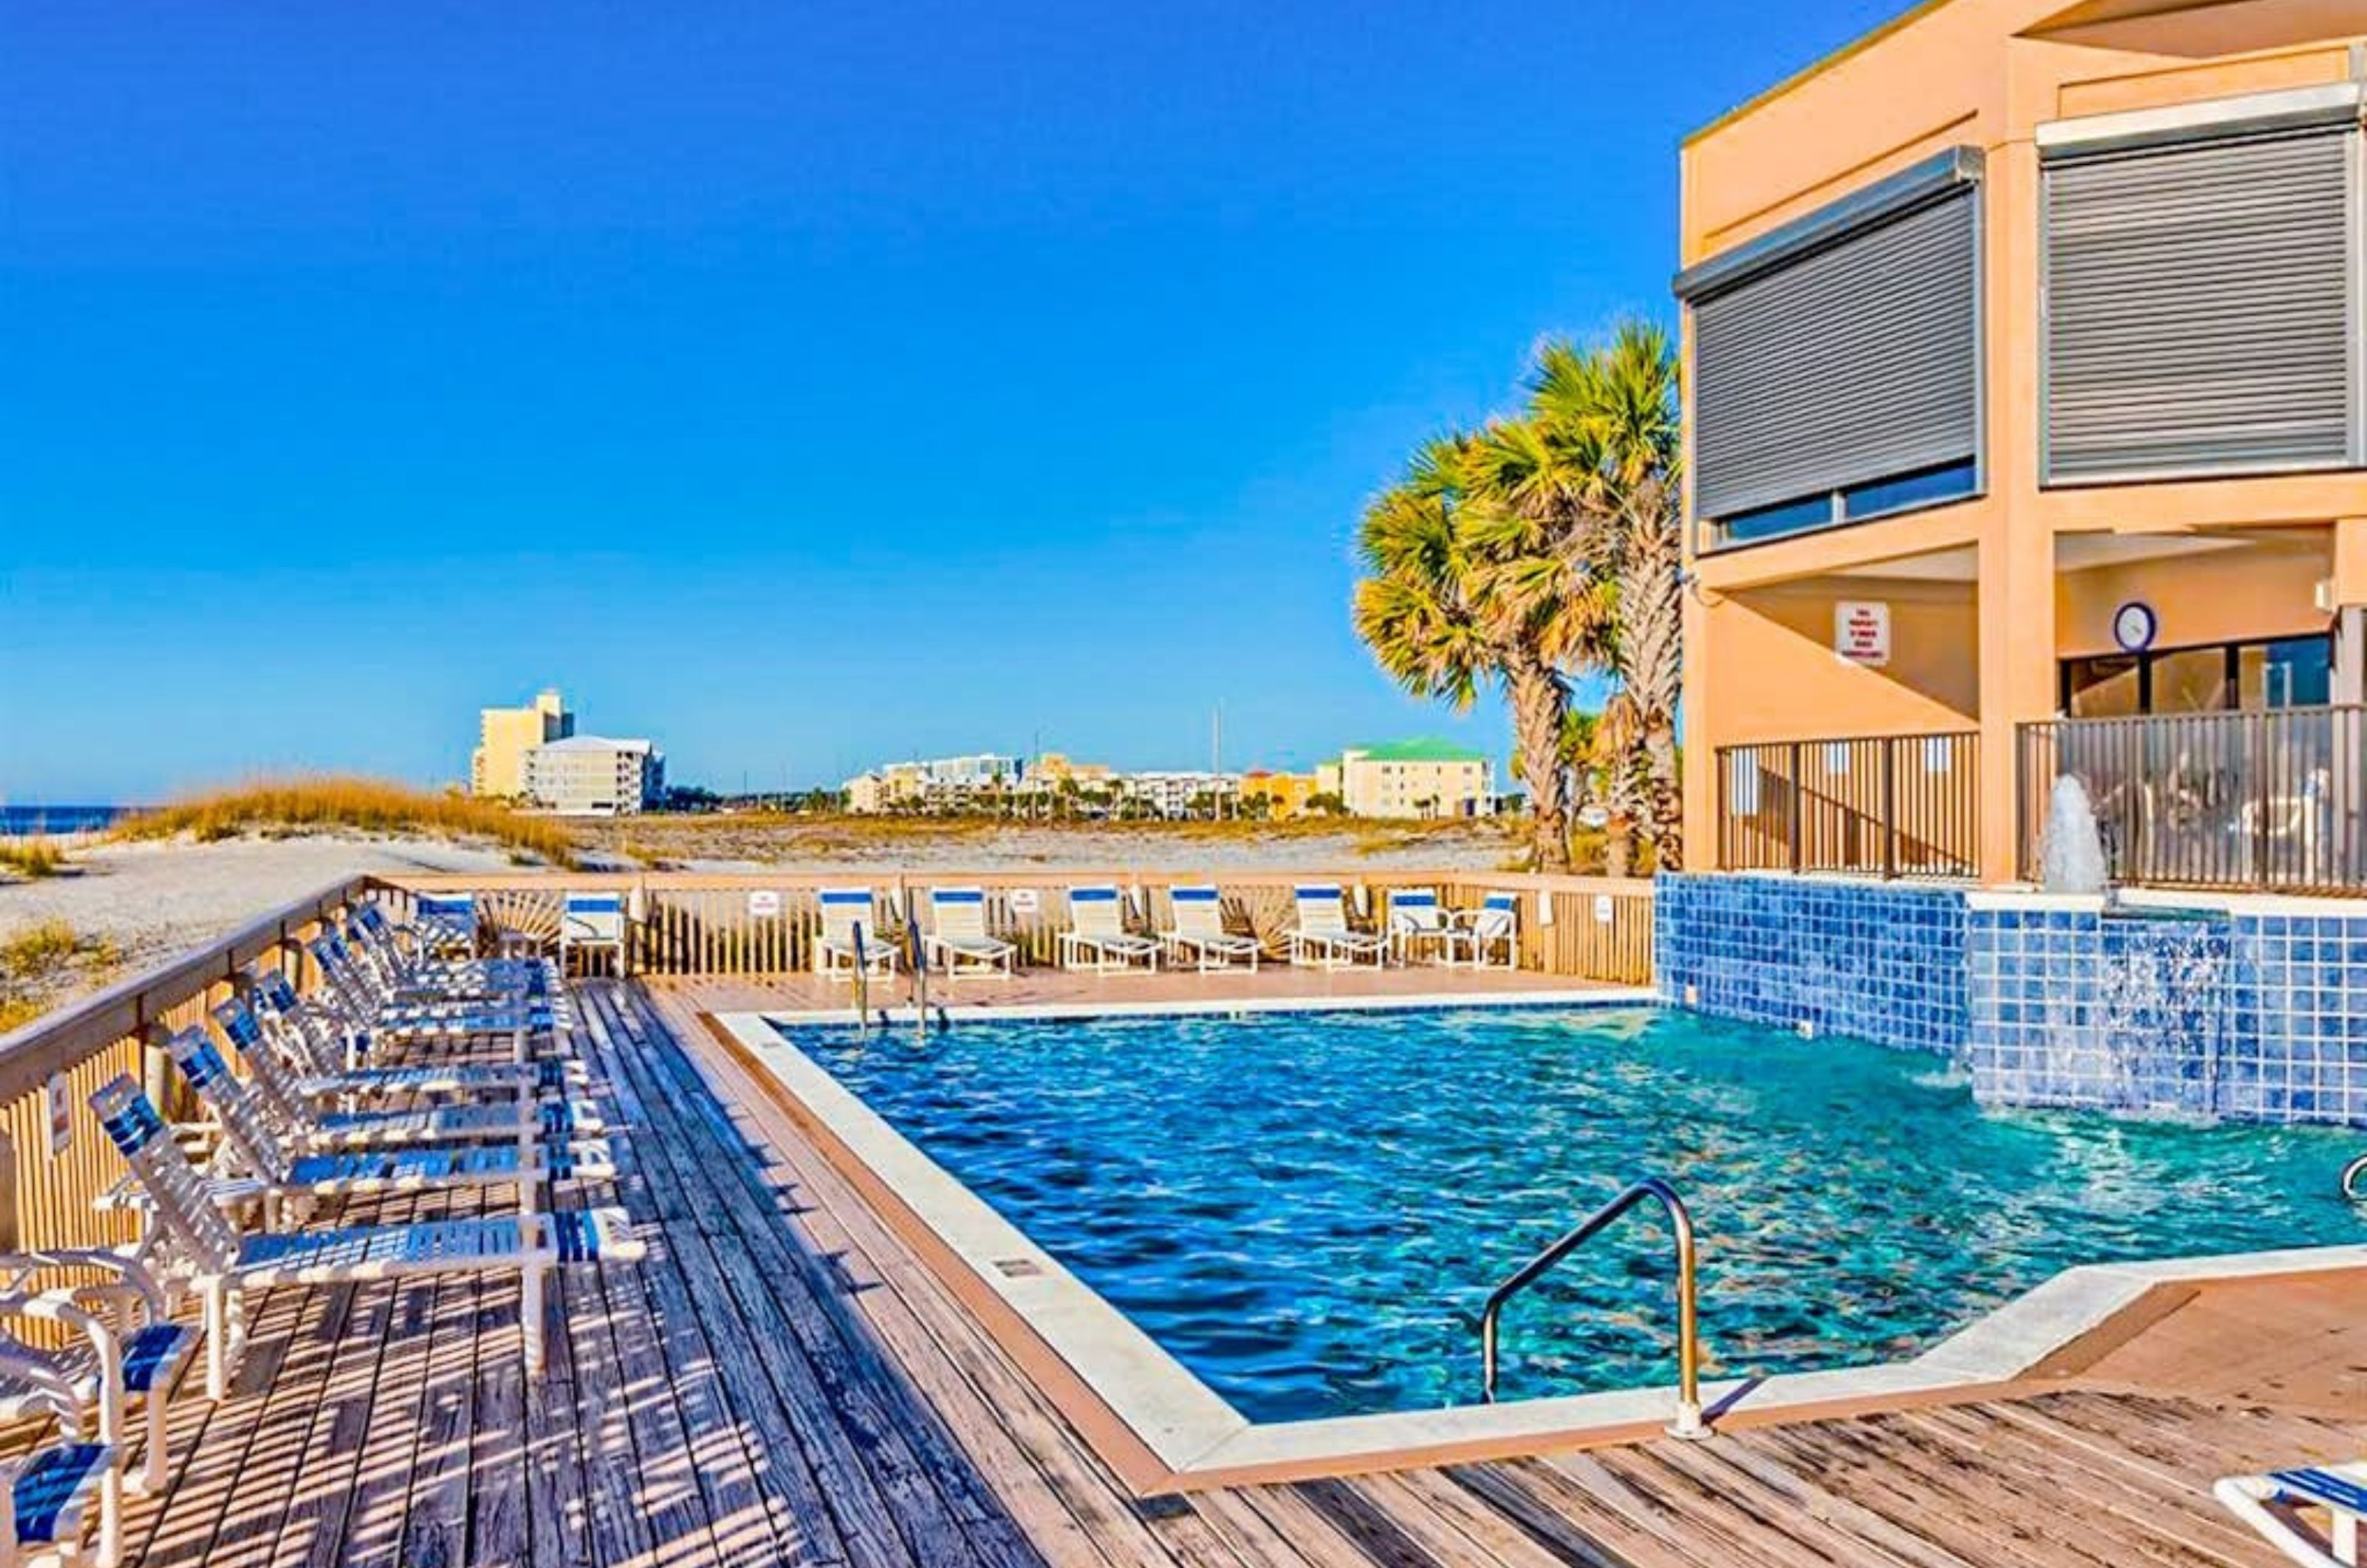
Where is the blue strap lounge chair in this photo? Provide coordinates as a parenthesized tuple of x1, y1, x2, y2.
(924, 888, 1016, 979)
(1057, 887, 1161, 973)
(1286, 885, 1388, 970)
(214, 994, 584, 1105)
(93, 1078, 643, 1399)
(0, 1251, 197, 1501)
(1159, 886, 1260, 971)
(166, 1027, 612, 1218)
(2218, 1462, 2367, 1566)
(1385, 888, 1455, 965)
(816, 889, 897, 981)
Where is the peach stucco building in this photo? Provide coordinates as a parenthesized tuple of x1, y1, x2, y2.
(1678, 0, 2367, 891)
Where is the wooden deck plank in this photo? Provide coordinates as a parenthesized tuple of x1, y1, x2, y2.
(585, 987, 980, 1568)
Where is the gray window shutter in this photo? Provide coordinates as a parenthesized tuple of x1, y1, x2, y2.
(1686, 178, 1982, 523)
(2043, 123, 2358, 483)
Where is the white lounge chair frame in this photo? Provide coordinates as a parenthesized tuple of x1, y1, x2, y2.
(1385, 888, 1456, 966)
(1444, 892, 1521, 970)
(93, 1077, 642, 1400)
(558, 893, 627, 978)
(0, 1251, 196, 1501)
(1057, 887, 1160, 973)
(2218, 1462, 2367, 1566)
(924, 888, 1016, 980)
(1287, 885, 1389, 970)
(816, 889, 897, 981)
(0, 1294, 123, 1568)
(1160, 886, 1260, 972)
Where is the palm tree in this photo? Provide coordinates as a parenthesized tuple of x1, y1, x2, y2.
(1530, 320, 1684, 868)
(1354, 434, 1601, 872)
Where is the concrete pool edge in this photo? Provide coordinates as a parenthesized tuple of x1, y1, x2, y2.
(704, 1005, 2367, 1493)
(756, 984, 1656, 1027)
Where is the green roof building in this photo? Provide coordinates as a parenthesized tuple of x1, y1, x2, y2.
(1315, 739, 1496, 819)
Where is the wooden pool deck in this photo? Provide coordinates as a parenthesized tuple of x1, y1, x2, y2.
(95, 979, 2367, 1567)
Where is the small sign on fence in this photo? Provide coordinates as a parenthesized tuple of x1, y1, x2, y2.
(46, 1074, 70, 1157)
(1536, 891, 1555, 927)
(746, 891, 781, 919)
(1008, 888, 1041, 915)
(1593, 893, 1614, 925)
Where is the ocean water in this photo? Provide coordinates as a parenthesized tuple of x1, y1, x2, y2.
(0, 805, 127, 836)
(786, 1005, 2366, 1423)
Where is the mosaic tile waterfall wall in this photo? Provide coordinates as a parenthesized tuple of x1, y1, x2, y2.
(1655, 873, 2367, 1126)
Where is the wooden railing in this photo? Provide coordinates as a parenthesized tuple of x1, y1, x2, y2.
(0, 876, 374, 1260)
(372, 869, 1657, 987)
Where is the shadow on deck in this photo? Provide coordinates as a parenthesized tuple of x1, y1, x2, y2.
(109, 979, 2367, 1567)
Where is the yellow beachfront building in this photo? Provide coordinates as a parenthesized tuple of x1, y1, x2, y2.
(1317, 741, 1496, 820)
(470, 688, 572, 800)
(1678, 0, 2367, 892)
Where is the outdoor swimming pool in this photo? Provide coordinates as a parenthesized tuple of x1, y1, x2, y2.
(783, 1005, 2367, 1424)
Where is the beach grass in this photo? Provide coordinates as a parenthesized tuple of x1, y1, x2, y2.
(0, 919, 121, 1033)
(0, 842, 68, 879)
(112, 777, 580, 867)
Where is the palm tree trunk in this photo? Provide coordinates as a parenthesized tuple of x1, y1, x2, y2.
(1618, 490, 1685, 869)
(1508, 658, 1572, 873)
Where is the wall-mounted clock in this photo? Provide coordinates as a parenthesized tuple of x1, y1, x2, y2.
(2112, 601, 2157, 654)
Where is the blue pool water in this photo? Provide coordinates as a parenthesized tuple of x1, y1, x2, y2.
(786, 1006, 2367, 1423)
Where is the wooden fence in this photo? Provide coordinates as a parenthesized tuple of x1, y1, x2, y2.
(371, 869, 1657, 987)
(0, 877, 374, 1317)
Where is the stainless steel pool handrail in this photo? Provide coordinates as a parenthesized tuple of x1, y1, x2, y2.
(2342, 1152, 2367, 1201)
(1478, 1175, 1706, 1438)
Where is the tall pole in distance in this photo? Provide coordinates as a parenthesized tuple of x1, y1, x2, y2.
(1212, 703, 1223, 822)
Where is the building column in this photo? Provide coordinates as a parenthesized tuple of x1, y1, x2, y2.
(2335, 518, 2367, 705)
(1678, 578, 1716, 871)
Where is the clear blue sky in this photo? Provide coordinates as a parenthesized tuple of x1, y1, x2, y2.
(1, 0, 1902, 802)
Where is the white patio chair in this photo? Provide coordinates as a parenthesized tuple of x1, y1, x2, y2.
(1057, 887, 1160, 973)
(1385, 888, 1456, 966)
(1442, 891, 1520, 970)
(0, 1294, 123, 1568)
(0, 1251, 196, 1499)
(556, 893, 627, 978)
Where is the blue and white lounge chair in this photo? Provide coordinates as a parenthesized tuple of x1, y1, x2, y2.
(1159, 886, 1260, 971)
(406, 893, 482, 959)
(557, 893, 627, 977)
(816, 889, 897, 982)
(0, 1301, 121, 1568)
(1286, 885, 1388, 970)
(307, 936, 553, 1065)
(1385, 888, 1454, 965)
(94, 1078, 643, 1399)
(1057, 887, 1160, 973)
(166, 1027, 612, 1218)
(215, 994, 583, 1106)
(924, 888, 1016, 979)
(0, 1251, 197, 1498)
(2218, 1461, 2367, 1566)
(347, 902, 549, 1001)
(1443, 891, 1520, 970)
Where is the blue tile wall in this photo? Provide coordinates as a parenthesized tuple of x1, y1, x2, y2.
(1654, 874, 1968, 1057)
(1658, 873, 2367, 1128)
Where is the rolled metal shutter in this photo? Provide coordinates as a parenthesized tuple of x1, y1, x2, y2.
(2044, 124, 2358, 483)
(1689, 183, 1981, 522)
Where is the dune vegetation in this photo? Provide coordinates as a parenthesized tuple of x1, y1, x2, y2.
(0, 919, 119, 1033)
(0, 841, 68, 879)
(112, 777, 579, 867)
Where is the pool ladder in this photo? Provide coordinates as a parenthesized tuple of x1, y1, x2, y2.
(1478, 1175, 1707, 1439)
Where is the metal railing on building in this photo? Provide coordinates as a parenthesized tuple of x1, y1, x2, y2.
(1715, 731, 1980, 880)
(2017, 706, 2366, 894)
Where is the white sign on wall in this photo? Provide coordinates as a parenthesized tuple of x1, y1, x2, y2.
(1593, 893, 1614, 925)
(1834, 601, 1892, 667)
(746, 890, 781, 919)
(1008, 888, 1041, 915)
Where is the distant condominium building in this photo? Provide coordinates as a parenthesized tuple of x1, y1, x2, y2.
(1239, 769, 1322, 819)
(1119, 770, 1240, 820)
(470, 688, 572, 800)
(523, 735, 665, 816)
(842, 754, 1026, 813)
(1318, 740, 1494, 819)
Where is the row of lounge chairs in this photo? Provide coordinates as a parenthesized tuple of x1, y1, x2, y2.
(818, 883, 1522, 979)
(0, 898, 644, 1567)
